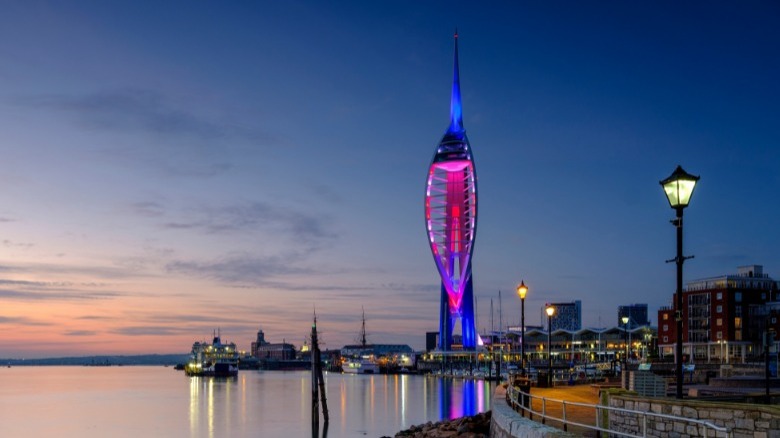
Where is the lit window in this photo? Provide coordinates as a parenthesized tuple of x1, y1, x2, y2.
(663, 314, 669, 321)
(716, 318, 722, 326)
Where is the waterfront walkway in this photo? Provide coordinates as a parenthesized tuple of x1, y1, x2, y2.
(524, 384, 601, 436)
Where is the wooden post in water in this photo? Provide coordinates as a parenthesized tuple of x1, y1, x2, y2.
(311, 312, 329, 432)
(311, 319, 320, 432)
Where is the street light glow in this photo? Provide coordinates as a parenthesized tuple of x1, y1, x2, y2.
(660, 165, 699, 209)
(516, 281, 528, 299)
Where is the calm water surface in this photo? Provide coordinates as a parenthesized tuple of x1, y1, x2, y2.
(0, 366, 495, 437)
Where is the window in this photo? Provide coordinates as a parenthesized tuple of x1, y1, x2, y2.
(716, 305, 722, 313)
(762, 293, 767, 300)
(717, 331, 723, 339)
(663, 324, 668, 331)
(716, 318, 722, 326)
(716, 292, 723, 300)
(735, 306, 742, 316)
(663, 314, 668, 320)
(735, 292, 742, 302)
(734, 317, 742, 329)
(663, 336, 668, 343)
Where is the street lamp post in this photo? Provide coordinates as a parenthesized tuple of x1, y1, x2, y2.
(517, 281, 528, 376)
(660, 165, 700, 399)
(622, 316, 630, 373)
(546, 305, 555, 387)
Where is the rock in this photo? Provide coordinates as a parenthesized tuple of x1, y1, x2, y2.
(394, 411, 491, 437)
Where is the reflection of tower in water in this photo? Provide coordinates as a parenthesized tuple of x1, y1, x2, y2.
(425, 32, 478, 351)
(434, 378, 490, 420)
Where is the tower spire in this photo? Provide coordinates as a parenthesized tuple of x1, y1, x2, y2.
(449, 30, 463, 134)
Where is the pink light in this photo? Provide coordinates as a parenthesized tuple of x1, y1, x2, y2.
(432, 160, 470, 171)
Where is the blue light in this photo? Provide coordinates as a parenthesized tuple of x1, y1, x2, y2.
(448, 33, 464, 135)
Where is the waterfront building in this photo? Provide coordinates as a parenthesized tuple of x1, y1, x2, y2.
(424, 32, 478, 351)
(500, 324, 656, 364)
(657, 265, 779, 363)
(543, 300, 582, 331)
(251, 329, 296, 360)
(618, 303, 649, 328)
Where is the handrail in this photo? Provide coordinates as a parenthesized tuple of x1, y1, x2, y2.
(506, 385, 731, 438)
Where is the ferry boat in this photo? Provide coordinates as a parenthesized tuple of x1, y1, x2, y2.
(185, 330, 239, 377)
(342, 355, 379, 374)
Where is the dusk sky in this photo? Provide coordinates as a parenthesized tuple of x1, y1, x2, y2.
(1, 2, 778, 358)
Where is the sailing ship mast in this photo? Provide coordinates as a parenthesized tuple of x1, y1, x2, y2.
(360, 306, 368, 348)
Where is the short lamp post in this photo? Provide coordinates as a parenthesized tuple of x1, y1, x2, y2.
(546, 305, 555, 387)
(517, 281, 528, 376)
(660, 165, 700, 399)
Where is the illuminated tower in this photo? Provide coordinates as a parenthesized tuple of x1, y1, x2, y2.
(424, 32, 478, 351)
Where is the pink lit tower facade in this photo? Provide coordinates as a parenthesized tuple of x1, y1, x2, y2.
(424, 33, 478, 351)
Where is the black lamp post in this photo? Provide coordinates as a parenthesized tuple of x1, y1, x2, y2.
(546, 305, 555, 387)
(622, 316, 630, 370)
(517, 281, 528, 376)
(660, 165, 699, 399)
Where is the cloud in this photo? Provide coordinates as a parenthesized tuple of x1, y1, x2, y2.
(2, 239, 34, 249)
(0, 261, 154, 280)
(0, 288, 120, 301)
(130, 201, 166, 218)
(163, 201, 338, 250)
(166, 252, 312, 286)
(17, 88, 224, 139)
(110, 324, 257, 337)
(110, 326, 185, 336)
(64, 330, 97, 336)
(11, 88, 280, 178)
(0, 315, 51, 326)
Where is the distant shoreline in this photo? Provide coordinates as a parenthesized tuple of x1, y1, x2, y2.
(3, 354, 189, 367)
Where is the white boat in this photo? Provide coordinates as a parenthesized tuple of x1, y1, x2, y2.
(342, 356, 379, 374)
(185, 330, 239, 377)
(342, 308, 380, 374)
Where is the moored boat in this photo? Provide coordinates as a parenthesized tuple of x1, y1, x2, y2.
(342, 355, 379, 374)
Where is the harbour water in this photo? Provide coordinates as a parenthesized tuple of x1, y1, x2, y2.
(0, 366, 495, 437)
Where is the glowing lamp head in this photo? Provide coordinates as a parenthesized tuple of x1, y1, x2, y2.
(660, 165, 699, 209)
(516, 281, 528, 300)
(546, 306, 555, 317)
(622, 316, 629, 325)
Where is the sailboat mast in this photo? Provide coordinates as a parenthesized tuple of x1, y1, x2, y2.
(360, 306, 367, 348)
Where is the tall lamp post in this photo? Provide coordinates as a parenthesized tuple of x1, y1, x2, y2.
(546, 305, 555, 387)
(517, 281, 528, 376)
(621, 316, 630, 370)
(660, 165, 699, 399)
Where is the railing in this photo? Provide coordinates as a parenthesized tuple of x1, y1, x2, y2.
(506, 385, 731, 438)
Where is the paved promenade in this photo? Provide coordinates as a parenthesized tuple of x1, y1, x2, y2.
(524, 384, 601, 436)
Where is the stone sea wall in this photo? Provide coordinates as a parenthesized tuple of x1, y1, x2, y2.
(490, 385, 576, 438)
(390, 385, 575, 438)
(604, 389, 780, 438)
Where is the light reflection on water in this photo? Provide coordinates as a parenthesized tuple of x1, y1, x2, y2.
(0, 367, 494, 438)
